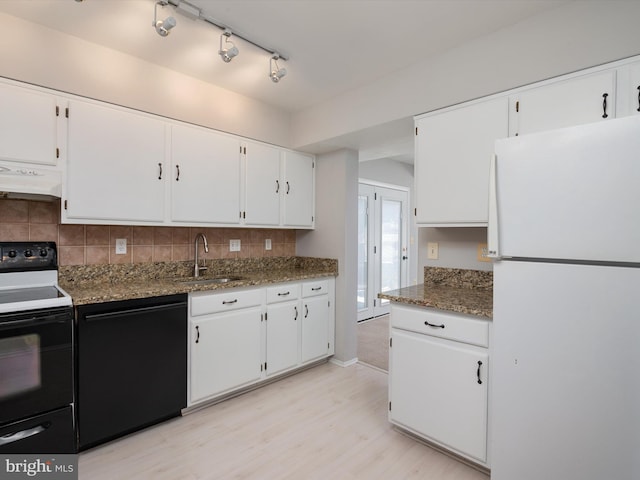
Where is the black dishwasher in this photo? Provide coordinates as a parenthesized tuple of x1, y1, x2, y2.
(75, 294, 187, 450)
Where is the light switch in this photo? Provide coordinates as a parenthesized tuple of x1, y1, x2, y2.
(229, 239, 241, 252)
(427, 242, 439, 260)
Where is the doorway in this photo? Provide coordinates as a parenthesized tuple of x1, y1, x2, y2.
(357, 181, 409, 322)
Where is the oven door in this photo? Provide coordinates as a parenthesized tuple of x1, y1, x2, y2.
(0, 307, 73, 425)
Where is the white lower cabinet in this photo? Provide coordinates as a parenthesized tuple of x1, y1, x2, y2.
(265, 283, 301, 377)
(389, 303, 490, 467)
(188, 278, 334, 407)
(301, 280, 331, 363)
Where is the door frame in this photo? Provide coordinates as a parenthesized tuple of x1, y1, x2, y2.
(358, 180, 410, 321)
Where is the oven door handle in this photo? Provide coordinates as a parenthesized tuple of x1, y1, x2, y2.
(0, 315, 68, 331)
(0, 423, 50, 446)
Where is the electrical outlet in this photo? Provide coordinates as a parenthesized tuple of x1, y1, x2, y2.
(427, 242, 439, 260)
(115, 238, 127, 255)
(477, 243, 491, 262)
(229, 239, 241, 252)
(265, 239, 272, 251)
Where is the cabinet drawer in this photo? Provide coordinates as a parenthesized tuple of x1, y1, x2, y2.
(190, 288, 263, 316)
(391, 304, 489, 347)
(266, 283, 300, 304)
(302, 280, 329, 297)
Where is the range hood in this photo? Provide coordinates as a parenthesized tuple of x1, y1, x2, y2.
(0, 163, 62, 200)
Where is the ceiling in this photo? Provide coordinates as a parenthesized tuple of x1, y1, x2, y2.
(0, 0, 568, 162)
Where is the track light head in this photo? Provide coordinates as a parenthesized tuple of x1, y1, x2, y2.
(219, 30, 239, 63)
(153, 1, 176, 37)
(269, 55, 287, 83)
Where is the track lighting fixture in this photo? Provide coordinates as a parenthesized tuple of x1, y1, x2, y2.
(269, 55, 287, 83)
(218, 30, 239, 63)
(153, 1, 176, 37)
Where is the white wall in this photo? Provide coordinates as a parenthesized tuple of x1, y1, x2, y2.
(292, 1, 640, 149)
(0, 12, 291, 147)
(418, 228, 493, 279)
(297, 149, 359, 364)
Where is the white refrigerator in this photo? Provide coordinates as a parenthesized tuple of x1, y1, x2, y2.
(488, 114, 640, 480)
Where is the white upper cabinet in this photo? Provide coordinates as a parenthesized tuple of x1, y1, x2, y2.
(170, 124, 241, 225)
(0, 82, 60, 166)
(282, 151, 315, 228)
(509, 70, 616, 136)
(627, 62, 640, 115)
(415, 97, 508, 226)
(243, 141, 281, 226)
(64, 100, 166, 223)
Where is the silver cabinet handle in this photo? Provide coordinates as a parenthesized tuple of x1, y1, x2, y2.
(276, 180, 280, 193)
(294, 306, 298, 320)
(158, 163, 163, 180)
(286, 181, 290, 194)
(176, 164, 180, 181)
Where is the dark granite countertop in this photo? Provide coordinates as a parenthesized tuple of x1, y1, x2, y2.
(378, 267, 493, 319)
(60, 256, 337, 306)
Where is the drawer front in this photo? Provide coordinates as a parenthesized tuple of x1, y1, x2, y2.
(391, 304, 489, 347)
(190, 288, 263, 316)
(266, 283, 300, 304)
(302, 280, 329, 297)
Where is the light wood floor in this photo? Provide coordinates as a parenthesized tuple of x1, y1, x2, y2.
(79, 363, 489, 479)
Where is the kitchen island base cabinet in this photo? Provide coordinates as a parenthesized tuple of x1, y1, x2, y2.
(388, 304, 490, 467)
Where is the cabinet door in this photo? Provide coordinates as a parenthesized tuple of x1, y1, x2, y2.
(0, 82, 59, 166)
(266, 301, 299, 376)
(301, 295, 329, 363)
(389, 329, 489, 463)
(282, 151, 314, 228)
(415, 97, 508, 225)
(244, 142, 281, 226)
(510, 70, 615, 136)
(190, 307, 262, 404)
(629, 63, 640, 115)
(65, 100, 166, 222)
(171, 125, 241, 225)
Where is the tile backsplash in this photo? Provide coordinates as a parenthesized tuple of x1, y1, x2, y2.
(0, 199, 296, 266)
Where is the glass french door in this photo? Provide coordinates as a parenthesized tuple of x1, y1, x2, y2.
(358, 182, 409, 321)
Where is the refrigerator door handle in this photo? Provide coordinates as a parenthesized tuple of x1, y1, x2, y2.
(487, 153, 500, 258)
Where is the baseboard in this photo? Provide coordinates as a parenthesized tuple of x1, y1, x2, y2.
(329, 357, 359, 368)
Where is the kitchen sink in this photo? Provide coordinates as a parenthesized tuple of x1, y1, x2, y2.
(174, 276, 245, 286)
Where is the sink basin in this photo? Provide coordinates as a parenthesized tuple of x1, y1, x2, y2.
(174, 276, 245, 286)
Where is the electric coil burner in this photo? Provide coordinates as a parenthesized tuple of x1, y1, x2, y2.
(0, 242, 75, 454)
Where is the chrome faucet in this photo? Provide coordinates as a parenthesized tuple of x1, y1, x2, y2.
(194, 233, 209, 277)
